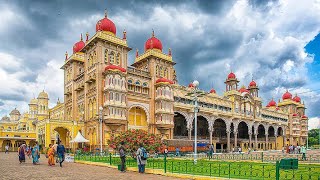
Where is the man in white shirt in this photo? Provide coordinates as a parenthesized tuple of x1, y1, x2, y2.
(5, 145, 9, 154)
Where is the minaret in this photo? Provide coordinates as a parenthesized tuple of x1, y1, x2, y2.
(224, 71, 239, 91)
(248, 79, 259, 97)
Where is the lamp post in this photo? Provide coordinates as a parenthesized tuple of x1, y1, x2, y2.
(186, 80, 205, 164)
(99, 106, 103, 155)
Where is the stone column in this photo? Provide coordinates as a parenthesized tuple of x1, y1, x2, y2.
(275, 135, 278, 150)
(283, 135, 286, 147)
(208, 120, 214, 145)
(227, 130, 231, 152)
(234, 130, 238, 149)
(265, 133, 269, 150)
(249, 132, 252, 149)
(255, 134, 258, 150)
(188, 128, 192, 140)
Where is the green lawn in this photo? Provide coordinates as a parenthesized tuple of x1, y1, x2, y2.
(76, 155, 320, 180)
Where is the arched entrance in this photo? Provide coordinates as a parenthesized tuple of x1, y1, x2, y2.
(191, 116, 209, 139)
(213, 119, 227, 152)
(257, 124, 266, 150)
(238, 121, 249, 139)
(268, 126, 275, 150)
(2, 140, 12, 151)
(128, 106, 148, 130)
(54, 127, 70, 147)
(173, 112, 188, 138)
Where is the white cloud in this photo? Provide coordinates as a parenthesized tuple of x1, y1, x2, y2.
(309, 117, 320, 130)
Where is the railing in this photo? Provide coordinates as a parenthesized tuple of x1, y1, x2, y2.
(75, 153, 320, 180)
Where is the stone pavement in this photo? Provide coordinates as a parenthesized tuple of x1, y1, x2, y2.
(0, 153, 184, 180)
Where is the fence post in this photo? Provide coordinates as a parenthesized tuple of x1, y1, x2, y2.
(261, 152, 264, 162)
(276, 161, 280, 180)
(164, 156, 167, 173)
(109, 153, 112, 165)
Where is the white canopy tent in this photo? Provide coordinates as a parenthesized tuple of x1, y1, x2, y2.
(70, 131, 89, 143)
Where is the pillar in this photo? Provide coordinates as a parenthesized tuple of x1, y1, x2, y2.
(221, 143, 224, 152)
(249, 133, 252, 149)
(234, 130, 238, 149)
(255, 134, 258, 150)
(188, 128, 192, 140)
(209, 131, 213, 145)
(275, 135, 278, 150)
(227, 131, 231, 152)
(214, 142, 216, 153)
(265, 133, 268, 150)
(283, 135, 286, 147)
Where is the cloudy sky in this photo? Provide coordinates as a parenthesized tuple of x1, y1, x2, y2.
(0, 0, 319, 129)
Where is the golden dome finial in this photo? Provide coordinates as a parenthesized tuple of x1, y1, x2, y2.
(65, 51, 68, 60)
(80, 33, 83, 41)
(123, 29, 127, 40)
(86, 32, 89, 41)
(104, 9, 107, 18)
(168, 48, 172, 56)
(152, 29, 155, 37)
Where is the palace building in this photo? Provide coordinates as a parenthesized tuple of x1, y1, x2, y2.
(0, 11, 308, 152)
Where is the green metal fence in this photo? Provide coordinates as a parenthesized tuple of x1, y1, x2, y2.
(74, 154, 320, 180)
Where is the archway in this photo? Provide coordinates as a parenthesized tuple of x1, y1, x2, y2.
(268, 126, 275, 150)
(173, 112, 188, 138)
(257, 124, 266, 150)
(238, 121, 249, 139)
(128, 106, 148, 130)
(191, 116, 209, 139)
(2, 140, 12, 151)
(278, 127, 283, 136)
(54, 127, 70, 147)
(213, 119, 227, 138)
(257, 124, 265, 138)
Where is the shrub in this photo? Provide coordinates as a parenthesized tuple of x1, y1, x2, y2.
(107, 129, 164, 155)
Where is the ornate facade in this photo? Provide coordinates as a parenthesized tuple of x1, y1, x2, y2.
(60, 11, 308, 152)
(0, 10, 308, 152)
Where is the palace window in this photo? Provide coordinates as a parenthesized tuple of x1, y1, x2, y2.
(116, 53, 120, 65)
(104, 49, 108, 64)
(160, 66, 164, 77)
(109, 51, 115, 64)
(156, 65, 159, 76)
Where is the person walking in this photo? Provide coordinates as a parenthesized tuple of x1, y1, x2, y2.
(32, 142, 40, 165)
(47, 144, 55, 166)
(164, 147, 168, 158)
(118, 141, 126, 172)
(5, 144, 9, 154)
(18, 144, 26, 164)
(208, 144, 214, 159)
(175, 147, 180, 157)
(136, 144, 147, 173)
(301, 145, 307, 161)
(52, 142, 58, 163)
(57, 141, 66, 167)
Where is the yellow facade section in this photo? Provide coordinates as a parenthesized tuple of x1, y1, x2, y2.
(128, 107, 148, 128)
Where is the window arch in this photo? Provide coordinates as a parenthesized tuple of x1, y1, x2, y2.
(116, 53, 121, 65)
(156, 65, 159, 76)
(160, 66, 164, 77)
(104, 49, 108, 64)
(109, 51, 115, 64)
(164, 68, 168, 78)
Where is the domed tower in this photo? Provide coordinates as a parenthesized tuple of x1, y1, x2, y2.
(37, 90, 49, 120)
(9, 108, 21, 121)
(224, 72, 239, 91)
(131, 30, 175, 139)
(248, 79, 259, 97)
(29, 98, 38, 120)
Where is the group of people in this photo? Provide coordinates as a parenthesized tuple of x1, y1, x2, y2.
(118, 142, 148, 173)
(47, 142, 66, 167)
(284, 144, 307, 160)
(17, 142, 40, 165)
(14, 141, 66, 166)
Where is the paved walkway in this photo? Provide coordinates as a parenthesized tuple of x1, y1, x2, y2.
(0, 153, 184, 180)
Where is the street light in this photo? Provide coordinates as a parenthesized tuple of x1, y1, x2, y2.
(186, 80, 205, 164)
(99, 106, 103, 155)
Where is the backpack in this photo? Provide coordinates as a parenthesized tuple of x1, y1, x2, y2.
(140, 148, 148, 160)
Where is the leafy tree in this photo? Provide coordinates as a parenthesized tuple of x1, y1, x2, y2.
(308, 129, 320, 147)
(107, 129, 165, 157)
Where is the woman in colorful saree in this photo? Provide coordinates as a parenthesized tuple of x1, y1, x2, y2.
(32, 142, 40, 165)
(47, 144, 55, 166)
(18, 144, 26, 164)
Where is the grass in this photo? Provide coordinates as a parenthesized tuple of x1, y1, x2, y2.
(76, 155, 320, 180)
